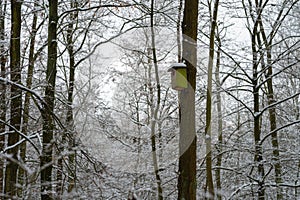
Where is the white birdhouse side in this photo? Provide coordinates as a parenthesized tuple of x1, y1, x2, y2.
(168, 63, 188, 91)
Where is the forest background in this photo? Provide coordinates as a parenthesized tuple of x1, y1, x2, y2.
(0, 0, 299, 199)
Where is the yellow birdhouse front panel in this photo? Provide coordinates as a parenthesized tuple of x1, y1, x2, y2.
(168, 63, 188, 91)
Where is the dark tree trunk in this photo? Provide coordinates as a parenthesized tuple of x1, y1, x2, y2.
(178, 0, 198, 199)
(0, 0, 7, 195)
(265, 51, 283, 200)
(4, 0, 22, 198)
(251, 20, 265, 200)
(66, 1, 78, 192)
(41, 0, 58, 199)
(258, 13, 283, 199)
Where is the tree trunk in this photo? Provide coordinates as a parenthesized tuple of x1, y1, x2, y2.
(150, 1, 163, 197)
(0, 0, 7, 195)
(177, 0, 198, 199)
(258, 18, 283, 200)
(18, 1, 39, 195)
(251, 19, 265, 200)
(41, 0, 58, 199)
(66, 1, 78, 192)
(265, 60, 283, 199)
(215, 32, 222, 200)
(4, 1, 22, 198)
(204, 0, 219, 198)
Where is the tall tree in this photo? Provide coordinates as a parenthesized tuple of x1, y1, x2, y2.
(215, 29, 222, 200)
(66, 0, 78, 193)
(204, 0, 219, 198)
(178, 0, 198, 199)
(41, 0, 58, 199)
(255, 1, 297, 198)
(149, 0, 163, 199)
(249, 3, 265, 198)
(4, 0, 22, 198)
(0, 0, 7, 196)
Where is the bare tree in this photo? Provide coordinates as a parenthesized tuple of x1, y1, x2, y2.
(204, 0, 219, 198)
(4, 0, 22, 198)
(0, 0, 7, 195)
(41, 0, 58, 199)
(149, 0, 164, 199)
(178, 0, 198, 199)
(215, 27, 222, 200)
(65, 0, 78, 193)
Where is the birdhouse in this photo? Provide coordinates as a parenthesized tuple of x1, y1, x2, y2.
(168, 63, 187, 91)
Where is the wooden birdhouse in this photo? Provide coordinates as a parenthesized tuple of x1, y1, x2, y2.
(168, 63, 187, 91)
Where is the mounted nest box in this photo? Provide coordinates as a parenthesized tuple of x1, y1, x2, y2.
(168, 63, 187, 91)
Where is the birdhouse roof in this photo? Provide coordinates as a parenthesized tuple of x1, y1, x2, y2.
(170, 63, 187, 68)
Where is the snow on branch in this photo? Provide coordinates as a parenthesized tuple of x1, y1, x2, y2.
(0, 119, 41, 154)
(260, 119, 300, 144)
